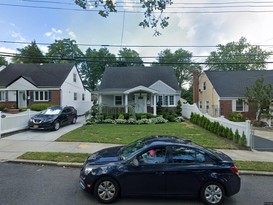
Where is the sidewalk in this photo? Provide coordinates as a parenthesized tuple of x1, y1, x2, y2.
(1, 117, 273, 165)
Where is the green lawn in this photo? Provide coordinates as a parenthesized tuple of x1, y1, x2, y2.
(57, 121, 237, 149)
(18, 152, 273, 172)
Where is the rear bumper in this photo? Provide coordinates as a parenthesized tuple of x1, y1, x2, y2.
(225, 175, 241, 196)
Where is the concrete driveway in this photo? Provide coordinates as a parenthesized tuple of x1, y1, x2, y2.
(253, 129, 273, 152)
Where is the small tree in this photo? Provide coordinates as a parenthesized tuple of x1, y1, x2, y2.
(233, 129, 240, 143)
(239, 132, 247, 147)
(176, 100, 182, 116)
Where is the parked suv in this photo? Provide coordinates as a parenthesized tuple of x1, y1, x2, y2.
(29, 106, 77, 131)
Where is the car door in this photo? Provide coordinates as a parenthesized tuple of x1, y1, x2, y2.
(165, 145, 210, 196)
(60, 107, 70, 125)
(121, 147, 168, 196)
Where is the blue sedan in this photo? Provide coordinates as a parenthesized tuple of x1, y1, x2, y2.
(80, 136, 240, 205)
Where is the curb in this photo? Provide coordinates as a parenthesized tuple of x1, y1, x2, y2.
(6, 159, 273, 176)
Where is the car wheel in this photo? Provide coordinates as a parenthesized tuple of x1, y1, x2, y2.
(71, 117, 77, 124)
(53, 121, 60, 131)
(200, 181, 225, 205)
(94, 177, 120, 203)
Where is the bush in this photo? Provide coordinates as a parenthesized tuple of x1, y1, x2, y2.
(239, 132, 247, 146)
(0, 105, 5, 111)
(127, 118, 137, 124)
(137, 119, 151, 124)
(115, 119, 127, 124)
(228, 112, 246, 122)
(151, 117, 168, 124)
(175, 116, 185, 123)
(227, 128, 234, 140)
(233, 129, 240, 143)
(176, 100, 182, 116)
(103, 119, 115, 124)
(28, 103, 56, 111)
(118, 114, 125, 119)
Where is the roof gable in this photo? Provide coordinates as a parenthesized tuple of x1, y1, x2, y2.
(0, 63, 75, 88)
(205, 70, 273, 97)
(6, 76, 37, 90)
(99, 66, 180, 91)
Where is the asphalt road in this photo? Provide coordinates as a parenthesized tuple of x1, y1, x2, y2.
(0, 163, 272, 205)
(253, 135, 273, 152)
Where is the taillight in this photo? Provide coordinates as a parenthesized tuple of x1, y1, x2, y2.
(231, 165, 239, 175)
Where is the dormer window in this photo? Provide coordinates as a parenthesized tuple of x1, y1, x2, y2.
(73, 73, 77, 82)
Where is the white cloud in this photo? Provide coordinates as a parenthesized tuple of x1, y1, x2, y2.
(11, 31, 26, 42)
(0, 47, 17, 62)
(44, 28, 63, 40)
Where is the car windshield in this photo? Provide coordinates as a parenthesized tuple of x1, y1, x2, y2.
(120, 138, 147, 160)
(41, 108, 62, 115)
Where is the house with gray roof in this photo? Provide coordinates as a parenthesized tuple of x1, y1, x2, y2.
(97, 66, 181, 115)
(193, 70, 273, 119)
(0, 63, 91, 115)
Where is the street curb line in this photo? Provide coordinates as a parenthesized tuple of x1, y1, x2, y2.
(6, 159, 273, 176)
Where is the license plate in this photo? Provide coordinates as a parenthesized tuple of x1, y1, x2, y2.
(34, 125, 39, 128)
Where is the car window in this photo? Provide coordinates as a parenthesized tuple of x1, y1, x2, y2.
(137, 147, 166, 165)
(170, 146, 205, 164)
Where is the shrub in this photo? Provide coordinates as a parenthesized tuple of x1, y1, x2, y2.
(239, 132, 247, 146)
(0, 105, 5, 111)
(227, 128, 234, 140)
(127, 118, 137, 124)
(176, 100, 182, 116)
(151, 117, 168, 124)
(137, 119, 151, 124)
(233, 129, 240, 143)
(118, 114, 125, 119)
(175, 116, 185, 123)
(228, 112, 246, 122)
(115, 119, 127, 124)
(28, 103, 56, 111)
(103, 119, 115, 124)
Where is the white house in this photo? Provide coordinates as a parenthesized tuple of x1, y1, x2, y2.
(0, 63, 92, 115)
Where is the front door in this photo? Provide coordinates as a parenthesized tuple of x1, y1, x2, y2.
(18, 91, 27, 108)
(135, 94, 147, 113)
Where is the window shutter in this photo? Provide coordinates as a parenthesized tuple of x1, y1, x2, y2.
(48, 91, 51, 101)
(5, 91, 8, 101)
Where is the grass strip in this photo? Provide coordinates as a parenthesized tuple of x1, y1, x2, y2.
(18, 152, 273, 172)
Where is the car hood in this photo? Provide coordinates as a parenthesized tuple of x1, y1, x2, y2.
(86, 146, 124, 165)
(32, 114, 58, 120)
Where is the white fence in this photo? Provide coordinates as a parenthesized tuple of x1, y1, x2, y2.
(182, 103, 252, 147)
(0, 109, 38, 137)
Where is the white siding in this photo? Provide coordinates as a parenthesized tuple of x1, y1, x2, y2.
(6, 77, 37, 91)
(60, 66, 92, 115)
(149, 80, 177, 95)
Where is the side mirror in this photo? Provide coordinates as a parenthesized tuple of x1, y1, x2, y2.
(130, 158, 139, 167)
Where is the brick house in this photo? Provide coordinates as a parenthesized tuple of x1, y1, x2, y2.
(193, 70, 273, 119)
(0, 63, 91, 115)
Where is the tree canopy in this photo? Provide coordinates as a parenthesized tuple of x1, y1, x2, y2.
(205, 37, 270, 71)
(154, 48, 201, 88)
(11, 41, 46, 64)
(75, 0, 172, 36)
(0, 56, 8, 66)
(47, 38, 84, 63)
(117, 48, 144, 67)
(245, 76, 273, 122)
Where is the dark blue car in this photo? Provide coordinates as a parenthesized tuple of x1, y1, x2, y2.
(79, 136, 240, 205)
(28, 106, 77, 131)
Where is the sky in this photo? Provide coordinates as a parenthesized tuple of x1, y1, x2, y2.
(1, 0, 273, 69)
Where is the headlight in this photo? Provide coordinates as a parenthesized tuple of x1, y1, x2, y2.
(84, 166, 94, 175)
(84, 165, 108, 175)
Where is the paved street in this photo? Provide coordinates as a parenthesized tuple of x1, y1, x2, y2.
(0, 163, 272, 205)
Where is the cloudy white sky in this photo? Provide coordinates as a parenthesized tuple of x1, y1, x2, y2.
(1, 0, 273, 69)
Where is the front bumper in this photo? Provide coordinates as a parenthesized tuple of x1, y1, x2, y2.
(28, 122, 54, 130)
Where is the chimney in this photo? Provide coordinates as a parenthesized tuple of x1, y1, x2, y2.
(193, 70, 199, 104)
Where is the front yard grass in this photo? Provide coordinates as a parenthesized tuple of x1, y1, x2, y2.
(18, 152, 273, 172)
(57, 121, 237, 149)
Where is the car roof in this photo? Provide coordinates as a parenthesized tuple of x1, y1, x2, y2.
(142, 136, 193, 146)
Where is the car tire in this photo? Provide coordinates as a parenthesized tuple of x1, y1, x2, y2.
(52, 121, 60, 131)
(200, 181, 225, 205)
(71, 117, 77, 124)
(94, 177, 120, 204)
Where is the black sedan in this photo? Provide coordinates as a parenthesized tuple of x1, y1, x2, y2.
(79, 136, 240, 205)
(28, 106, 77, 131)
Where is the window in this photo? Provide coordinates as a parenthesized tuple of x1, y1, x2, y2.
(137, 147, 166, 165)
(169, 96, 174, 106)
(164, 96, 168, 105)
(170, 146, 205, 164)
(73, 73, 77, 82)
(34, 91, 49, 101)
(157, 96, 163, 105)
(0, 91, 5, 101)
(115, 96, 122, 105)
(82, 94, 85, 101)
(236, 99, 243, 111)
(206, 101, 209, 112)
(199, 101, 202, 109)
(203, 82, 206, 91)
(74, 93, 77, 101)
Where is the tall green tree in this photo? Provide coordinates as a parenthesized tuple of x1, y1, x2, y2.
(80, 48, 117, 90)
(117, 48, 144, 67)
(245, 76, 273, 122)
(181, 85, 193, 104)
(206, 37, 270, 71)
(155, 48, 201, 88)
(0, 56, 8, 66)
(75, 0, 172, 36)
(11, 41, 46, 64)
(47, 38, 83, 63)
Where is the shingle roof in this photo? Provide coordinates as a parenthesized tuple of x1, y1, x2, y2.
(205, 70, 273, 97)
(0, 63, 74, 88)
(99, 66, 180, 91)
